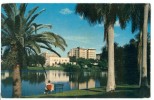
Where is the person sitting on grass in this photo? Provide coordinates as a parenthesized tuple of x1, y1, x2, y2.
(44, 80, 54, 94)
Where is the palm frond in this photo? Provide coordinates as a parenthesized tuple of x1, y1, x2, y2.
(2, 4, 15, 19)
(27, 9, 46, 27)
(26, 6, 39, 22)
(26, 41, 41, 54)
(117, 4, 132, 29)
(56, 35, 67, 47)
(15, 15, 21, 34)
(1, 13, 7, 25)
(2, 46, 11, 58)
(19, 3, 27, 17)
(30, 24, 52, 34)
(4, 18, 15, 34)
(76, 4, 103, 25)
(39, 45, 61, 57)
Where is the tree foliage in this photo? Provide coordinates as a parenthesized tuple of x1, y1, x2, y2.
(1, 4, 67, 68)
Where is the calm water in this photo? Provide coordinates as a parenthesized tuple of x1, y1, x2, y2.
(1, 70, 107, 98)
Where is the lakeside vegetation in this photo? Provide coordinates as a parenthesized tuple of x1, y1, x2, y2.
(27, 66, 65, 70)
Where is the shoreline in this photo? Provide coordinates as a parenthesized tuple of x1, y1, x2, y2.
(22, 85, 143, 98)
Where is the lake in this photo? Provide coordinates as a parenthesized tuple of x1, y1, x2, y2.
(1, 70, 107, 98)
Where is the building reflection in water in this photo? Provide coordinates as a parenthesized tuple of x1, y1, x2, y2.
(45, 70, 69, 83)
(70, 79, 95, 90)
(45, 70, 106, 89)
(1, 71, 10, 80)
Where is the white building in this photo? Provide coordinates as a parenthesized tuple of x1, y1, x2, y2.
(42, 52, 70, 67)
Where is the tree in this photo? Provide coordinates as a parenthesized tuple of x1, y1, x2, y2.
(123, 39, 138, 84)
(26, 54, 45, 67)
(141, 4, 149, 89)
(76, 4, 131, 92)
(1, 4, 67, 97)
(37, 55, 46, 67)
(130, 4, 150, 89)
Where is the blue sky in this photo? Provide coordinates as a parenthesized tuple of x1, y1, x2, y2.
(24, 4, 150, 57)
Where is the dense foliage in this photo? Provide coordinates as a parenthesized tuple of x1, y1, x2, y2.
(101, 39, 150, 85)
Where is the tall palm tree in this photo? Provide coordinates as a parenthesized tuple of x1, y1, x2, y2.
(130, 4, 150, 88)
(76, 4, 131, 92)
(141, 4, 149, 88)
(1, 4, 67, 97)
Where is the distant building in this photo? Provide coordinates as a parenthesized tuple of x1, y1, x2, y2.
(87, 49, 96, 59)
(67, 48, 78, 57)
(68, 47, 96, 59)
(78, 47, 87, 59)
(42, 52, 70, 67)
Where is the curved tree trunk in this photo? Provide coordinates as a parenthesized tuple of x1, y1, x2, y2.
(12, 64, 21, 97)
(106, 23, 116, 92)
(141, 4, 149, 88)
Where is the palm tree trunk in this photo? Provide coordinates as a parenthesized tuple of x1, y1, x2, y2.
(141, 4, 149, 88)
(106, 23, 116, 92)
(12, 64, 21, 97)
(138, 31, 143, 86)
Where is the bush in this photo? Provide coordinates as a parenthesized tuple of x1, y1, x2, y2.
(62, 63, 80, 72)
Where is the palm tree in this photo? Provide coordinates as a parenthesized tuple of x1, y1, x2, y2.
(76, 4, 131, 92)
(1, 4, 67, 97)
(141, 4, 149, 88)
(130, 4, 150, 88)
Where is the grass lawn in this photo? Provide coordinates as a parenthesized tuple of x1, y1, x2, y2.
(23, 85, 149, 98)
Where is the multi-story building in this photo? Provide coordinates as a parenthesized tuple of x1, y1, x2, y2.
(67, 48, 78, 57)
(87, 49, 96, 59)
(42, 52, 70, 67)
(78, 47, 87, 59)
(68, 47, 96, 59)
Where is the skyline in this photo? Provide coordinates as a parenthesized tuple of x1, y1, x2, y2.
(2, 3, 151, 57)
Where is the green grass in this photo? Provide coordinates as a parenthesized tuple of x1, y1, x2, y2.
(27, 66, 64, 70)
(23, 85, 148, 98)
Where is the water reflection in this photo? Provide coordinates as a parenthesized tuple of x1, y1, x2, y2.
(21, 70, 45, 84)
(45, 70, 69, 83)
(1, 70, 107, 97)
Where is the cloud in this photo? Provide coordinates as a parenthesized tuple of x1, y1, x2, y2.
(59, 8, 73, 15)
(115, 20, 120, 27)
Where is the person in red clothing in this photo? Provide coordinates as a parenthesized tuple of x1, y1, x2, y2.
(44, 80, 54, 94)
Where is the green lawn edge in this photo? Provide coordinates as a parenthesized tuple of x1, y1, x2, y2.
(23, 85, 148, 98)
